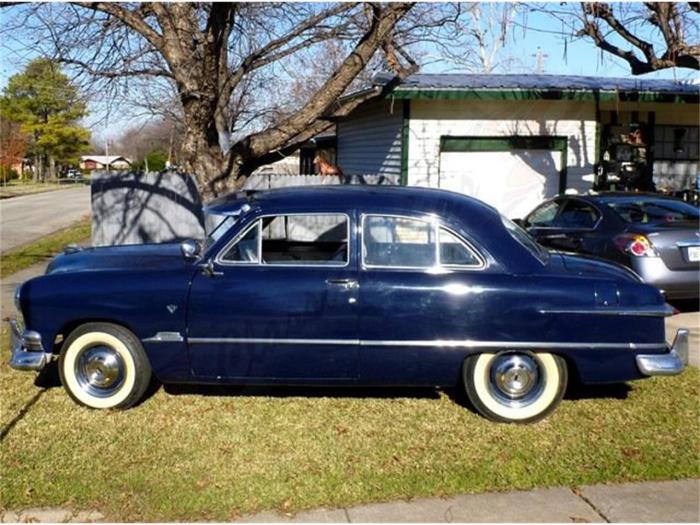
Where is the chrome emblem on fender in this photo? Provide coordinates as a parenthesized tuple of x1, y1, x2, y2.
(167, 304, 178, 314)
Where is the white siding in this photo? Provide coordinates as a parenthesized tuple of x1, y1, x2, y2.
(337, 99, 403, 176)
(407, 99, 598, 195)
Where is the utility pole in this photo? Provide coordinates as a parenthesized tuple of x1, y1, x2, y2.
(532, 47, 549, 73)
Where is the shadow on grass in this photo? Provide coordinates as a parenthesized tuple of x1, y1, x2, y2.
(31, 362, 632, 417)
(0, 388, 46, 441)
(164, 383, 442, 401)
(163, 380, 632, 409)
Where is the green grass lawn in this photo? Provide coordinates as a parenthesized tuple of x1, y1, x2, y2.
(0, 180, 86, 199)
(0, 218, 91, 278)
(1, 323, 698, 521)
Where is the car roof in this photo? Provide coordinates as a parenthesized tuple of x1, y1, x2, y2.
(205, 185, 547, 274)
(204, 184, 498, 217)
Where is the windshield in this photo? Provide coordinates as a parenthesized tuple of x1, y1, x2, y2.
(501, 215, 550, 264)
(204, 215, 238, 250)
(600, 197, 699, 224)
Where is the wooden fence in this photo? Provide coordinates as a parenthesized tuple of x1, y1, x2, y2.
(92, 171, 399, 246)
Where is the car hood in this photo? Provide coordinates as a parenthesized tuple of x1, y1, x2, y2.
(552, 252, 642, 283)
(45, 243, 190, 274)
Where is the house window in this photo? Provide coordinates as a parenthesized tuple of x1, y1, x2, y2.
(654, 126, 699, 161)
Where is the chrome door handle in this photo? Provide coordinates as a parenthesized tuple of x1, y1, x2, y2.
(325, 278, 359, 289)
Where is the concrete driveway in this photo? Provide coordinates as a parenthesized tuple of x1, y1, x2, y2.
(0, 186, 91, 253)
(666, 310, 700, 367)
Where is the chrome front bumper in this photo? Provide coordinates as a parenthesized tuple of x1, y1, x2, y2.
(636, 329, 689, 376)
(8, 319, 50, 371)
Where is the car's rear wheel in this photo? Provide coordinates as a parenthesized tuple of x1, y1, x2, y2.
(59, 322, 151, 409)
(463, 351, 567, 423)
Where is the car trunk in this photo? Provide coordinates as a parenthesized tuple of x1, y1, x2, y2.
(630, 222, 700, 271)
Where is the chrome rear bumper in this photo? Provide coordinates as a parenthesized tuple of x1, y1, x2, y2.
(636, 329, 689, 376)
(8, 319, 50, 371)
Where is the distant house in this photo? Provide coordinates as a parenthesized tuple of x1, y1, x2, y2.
(333, 74, 699, 219)
(80, 155, 132, 171)
(252, 154, 300, 176)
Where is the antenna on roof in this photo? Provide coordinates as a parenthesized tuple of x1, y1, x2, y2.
(531, 47, 549, 74)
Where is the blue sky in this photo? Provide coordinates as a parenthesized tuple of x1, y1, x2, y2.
(1, 3, 697, 143)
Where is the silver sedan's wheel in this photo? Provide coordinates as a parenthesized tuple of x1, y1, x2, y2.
(59, 323, 151, 410)
(463, 351, 567, 423)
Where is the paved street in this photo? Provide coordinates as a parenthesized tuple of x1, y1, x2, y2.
(0, 186, 91, 253)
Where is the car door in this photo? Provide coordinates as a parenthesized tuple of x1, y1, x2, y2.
(186, 212, 359, 381)
(357, 213, 489, 386)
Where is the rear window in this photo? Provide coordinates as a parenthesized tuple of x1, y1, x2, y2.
(501, 216, 550, 264)
(601, 197, 699, 224)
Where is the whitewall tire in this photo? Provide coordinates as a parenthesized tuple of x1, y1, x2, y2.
(463, 351, 567, 424)
(59, 323, 151, 410)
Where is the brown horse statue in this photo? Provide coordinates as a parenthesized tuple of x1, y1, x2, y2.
(313, 154, 344, 183)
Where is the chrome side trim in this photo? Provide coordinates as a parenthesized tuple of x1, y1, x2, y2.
(359, 340, 664, 350)
(143, 331, 184, 343)
(189, 337, 359, 345)
(184, 336, 664, 350)
(538, 304, 675, 317)
(636, 329, 688, 376)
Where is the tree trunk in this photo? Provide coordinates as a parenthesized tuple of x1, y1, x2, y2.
(34, 155, 42, 183)
(48, 155, 56, 180)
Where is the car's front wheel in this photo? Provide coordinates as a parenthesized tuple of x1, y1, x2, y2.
(59, 322, 151, 409)
(463, 351, 567, 423)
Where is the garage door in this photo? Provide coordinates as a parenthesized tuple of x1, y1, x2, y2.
(438, 137, 567, 220)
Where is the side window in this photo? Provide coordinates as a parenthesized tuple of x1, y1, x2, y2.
(221, 214, 348, 265)
(221, 221, 260, 262)
(363, 216, 436, 268)
(439, 228, 481, 266)
(260, 214, 348, 265)
(526, 201, 562, 227)
(557, 201, 600, 229)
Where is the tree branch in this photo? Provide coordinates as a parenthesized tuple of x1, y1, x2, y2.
(242, 2, 413, 158)
(71, 2, 164, 50)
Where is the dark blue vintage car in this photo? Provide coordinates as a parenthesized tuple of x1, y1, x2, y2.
(10, 186, 689, 423)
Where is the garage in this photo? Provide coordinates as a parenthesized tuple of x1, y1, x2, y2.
(438, 137, 567, 220)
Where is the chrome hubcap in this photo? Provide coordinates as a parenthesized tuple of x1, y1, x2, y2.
(75, 345, 125, 397)
(489, 353, 544, 407)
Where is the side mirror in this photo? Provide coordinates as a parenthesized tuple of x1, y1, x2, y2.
(180, 239, 202, 261)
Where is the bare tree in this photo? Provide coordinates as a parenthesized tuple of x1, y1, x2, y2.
(432, 3, 524, 73)
(537, 2, 699, 75)
(1, 2, 437, 199)
(112, 116, 183, 168)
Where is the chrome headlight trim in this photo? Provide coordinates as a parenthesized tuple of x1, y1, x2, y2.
(14, 285, 21, 311)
